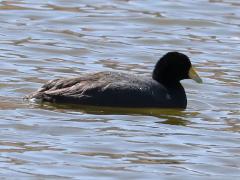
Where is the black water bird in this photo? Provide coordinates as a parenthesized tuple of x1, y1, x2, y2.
(26, 52, 202, 108)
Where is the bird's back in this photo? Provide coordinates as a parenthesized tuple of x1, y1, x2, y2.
(26, 71, 185, 108)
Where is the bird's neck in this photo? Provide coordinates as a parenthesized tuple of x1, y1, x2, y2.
(166, 82, 187, 108)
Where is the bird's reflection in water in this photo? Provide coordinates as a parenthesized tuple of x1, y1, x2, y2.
(32, 102, 198, 126)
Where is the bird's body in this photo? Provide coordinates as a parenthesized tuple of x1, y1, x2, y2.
(29, 71, 187, 108)
(26, 52, 202, 109)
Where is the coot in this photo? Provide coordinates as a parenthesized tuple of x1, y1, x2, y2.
(26, 52, 202, 108)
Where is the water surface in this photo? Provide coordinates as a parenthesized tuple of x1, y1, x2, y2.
(0, 0, 240, 179)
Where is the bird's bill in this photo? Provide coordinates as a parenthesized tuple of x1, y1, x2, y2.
(188, 67, 203, 83)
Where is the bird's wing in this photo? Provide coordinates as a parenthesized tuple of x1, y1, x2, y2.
(25, 72, 107, 99)
(33, 72, 124, 102)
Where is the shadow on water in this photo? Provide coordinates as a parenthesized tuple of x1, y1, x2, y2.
(30, 101, 199, 126)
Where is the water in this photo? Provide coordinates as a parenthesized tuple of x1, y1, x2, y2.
(0, 0, 240, 179)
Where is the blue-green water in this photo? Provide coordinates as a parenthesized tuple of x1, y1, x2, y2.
(0, 0, 239, 179)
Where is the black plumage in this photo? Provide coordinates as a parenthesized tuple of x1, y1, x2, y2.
(26, 52, 202, 108)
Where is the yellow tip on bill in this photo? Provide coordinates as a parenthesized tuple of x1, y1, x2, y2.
(188, 67, 203, 83)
